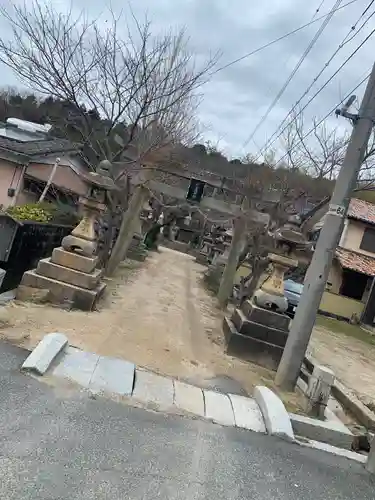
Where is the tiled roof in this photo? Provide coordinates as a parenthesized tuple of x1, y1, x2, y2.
(348, 198, 375, 225)
(0, 136, 77, 157)
(336, 246, 375, 276)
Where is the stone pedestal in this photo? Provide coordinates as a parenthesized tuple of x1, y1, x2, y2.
(127, 233, 148, 262)
(223, 299, 290, 371)
(19, 247, 106, 311)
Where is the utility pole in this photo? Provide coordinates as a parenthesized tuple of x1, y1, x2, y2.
(275, 62, 375, 390)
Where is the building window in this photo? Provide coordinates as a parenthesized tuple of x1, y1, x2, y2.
(360, 227, 375, 253)
(340, 269, 369, 300)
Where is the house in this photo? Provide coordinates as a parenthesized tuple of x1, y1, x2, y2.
(0, 118, 91, 208)
(311, 198, 375, 322)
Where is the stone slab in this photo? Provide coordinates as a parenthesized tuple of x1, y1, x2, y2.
(223, 316, 283, 371)
(51, 247, 98, 274)
(132, 369, 174, 409)
(231, 308, 289, 347)
(36, 258, 102, 290)
(203, 390, 235, 427)
(52, 347, 99, 387)
(228, 394, 266, 433)
(89, 356, 135, 396)
(21, 270, 106, 311)
(241, 300, 290, 331)
(174, 380, 205, 417)
(254, 386, 294, 441)
(289, 413, 353, 450)
(22, 332, 68, 375)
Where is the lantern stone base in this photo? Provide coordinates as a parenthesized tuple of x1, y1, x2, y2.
(17, 247, 106, 311)
(127, 234, 148, 262)
(223, 301, 290, 371)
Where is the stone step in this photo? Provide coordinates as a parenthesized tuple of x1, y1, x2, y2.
(51, 247, 98, 274)
(231, 308, 288, 348)
(21, 269, 106, 311)
(242, 300, 290, 332)
(223, 316, 283, 371)
(36, 258, 102, 290)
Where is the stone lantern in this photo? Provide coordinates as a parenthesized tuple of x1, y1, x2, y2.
(19, 161, 118, 311)
(223, 215, 311, 371)
(254, 215, 310, 313)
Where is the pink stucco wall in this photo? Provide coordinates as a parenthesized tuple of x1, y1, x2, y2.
(25, 163, 89, 196)
(0, 159, 90, 208)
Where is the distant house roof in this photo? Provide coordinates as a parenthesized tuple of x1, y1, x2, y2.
(0, 136, 77, 157)
(347, 198, 375, 225)
(336, 246, 375, 276)
(0, 118, 79, 162)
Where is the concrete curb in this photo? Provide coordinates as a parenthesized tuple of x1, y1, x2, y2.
(22, 332, 68, 375)
(254, 386, 294, 441)
(332, 380, 375, 432)
(289, 413, 353, 450)
(305, 355, 375, 431)
(24, 335, 373, 468)
(297, 438, 367, 465)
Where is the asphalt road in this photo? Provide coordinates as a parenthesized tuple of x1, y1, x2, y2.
(0, 341, 373, 499)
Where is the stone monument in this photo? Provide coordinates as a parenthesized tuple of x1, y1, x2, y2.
(18, 162, 117, 311)
(223, 215, 311, 370)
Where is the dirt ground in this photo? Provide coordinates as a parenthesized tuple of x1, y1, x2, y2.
(309, 325, 375, 404)
(1, 247, 297, 402)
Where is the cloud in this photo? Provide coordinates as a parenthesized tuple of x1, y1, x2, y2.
(0, 0, 373, 159)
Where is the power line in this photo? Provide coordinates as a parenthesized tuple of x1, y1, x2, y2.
(273, 70, 371, 169)
(251, 26, 375, 164)
(209, 0, 358, 76)
(242, 0, 344, 149)
(254, 0, 375, 160)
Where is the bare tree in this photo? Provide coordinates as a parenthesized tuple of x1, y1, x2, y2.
(282, 110, 375, 182)
(281, 111, 348, 179)
(0, 1, 219, 274)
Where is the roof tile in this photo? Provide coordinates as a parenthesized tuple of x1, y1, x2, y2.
(348, 198, 375, 225)
(336, 246, 375, 276)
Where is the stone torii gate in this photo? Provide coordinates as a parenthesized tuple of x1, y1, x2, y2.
(119, 164, 279, 305)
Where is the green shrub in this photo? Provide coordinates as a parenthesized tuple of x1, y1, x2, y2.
(6, 202, 53, 222)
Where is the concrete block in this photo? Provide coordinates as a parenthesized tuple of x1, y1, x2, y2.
(231, 308, 289, 346)
(306, 365, 335, 418)
(51, 247, 98, 274)
(289, 413, 353, 449)
(132, 369, 174, 409)
(223, 317, 283, 371)
(174, 381, 205, 417)
(22, 332, 68, 375)
(89, 356, 135, 396)
(332, 380, 375, 431)
(21, 270, 106, 311)
(241, 300, 290, 331)
(52, 347, 99, 387)
(36, 258, 102, 290)
(204, 390, 235, 427)
(254, 386, 294, 441)
(228, 394, 266, 433)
